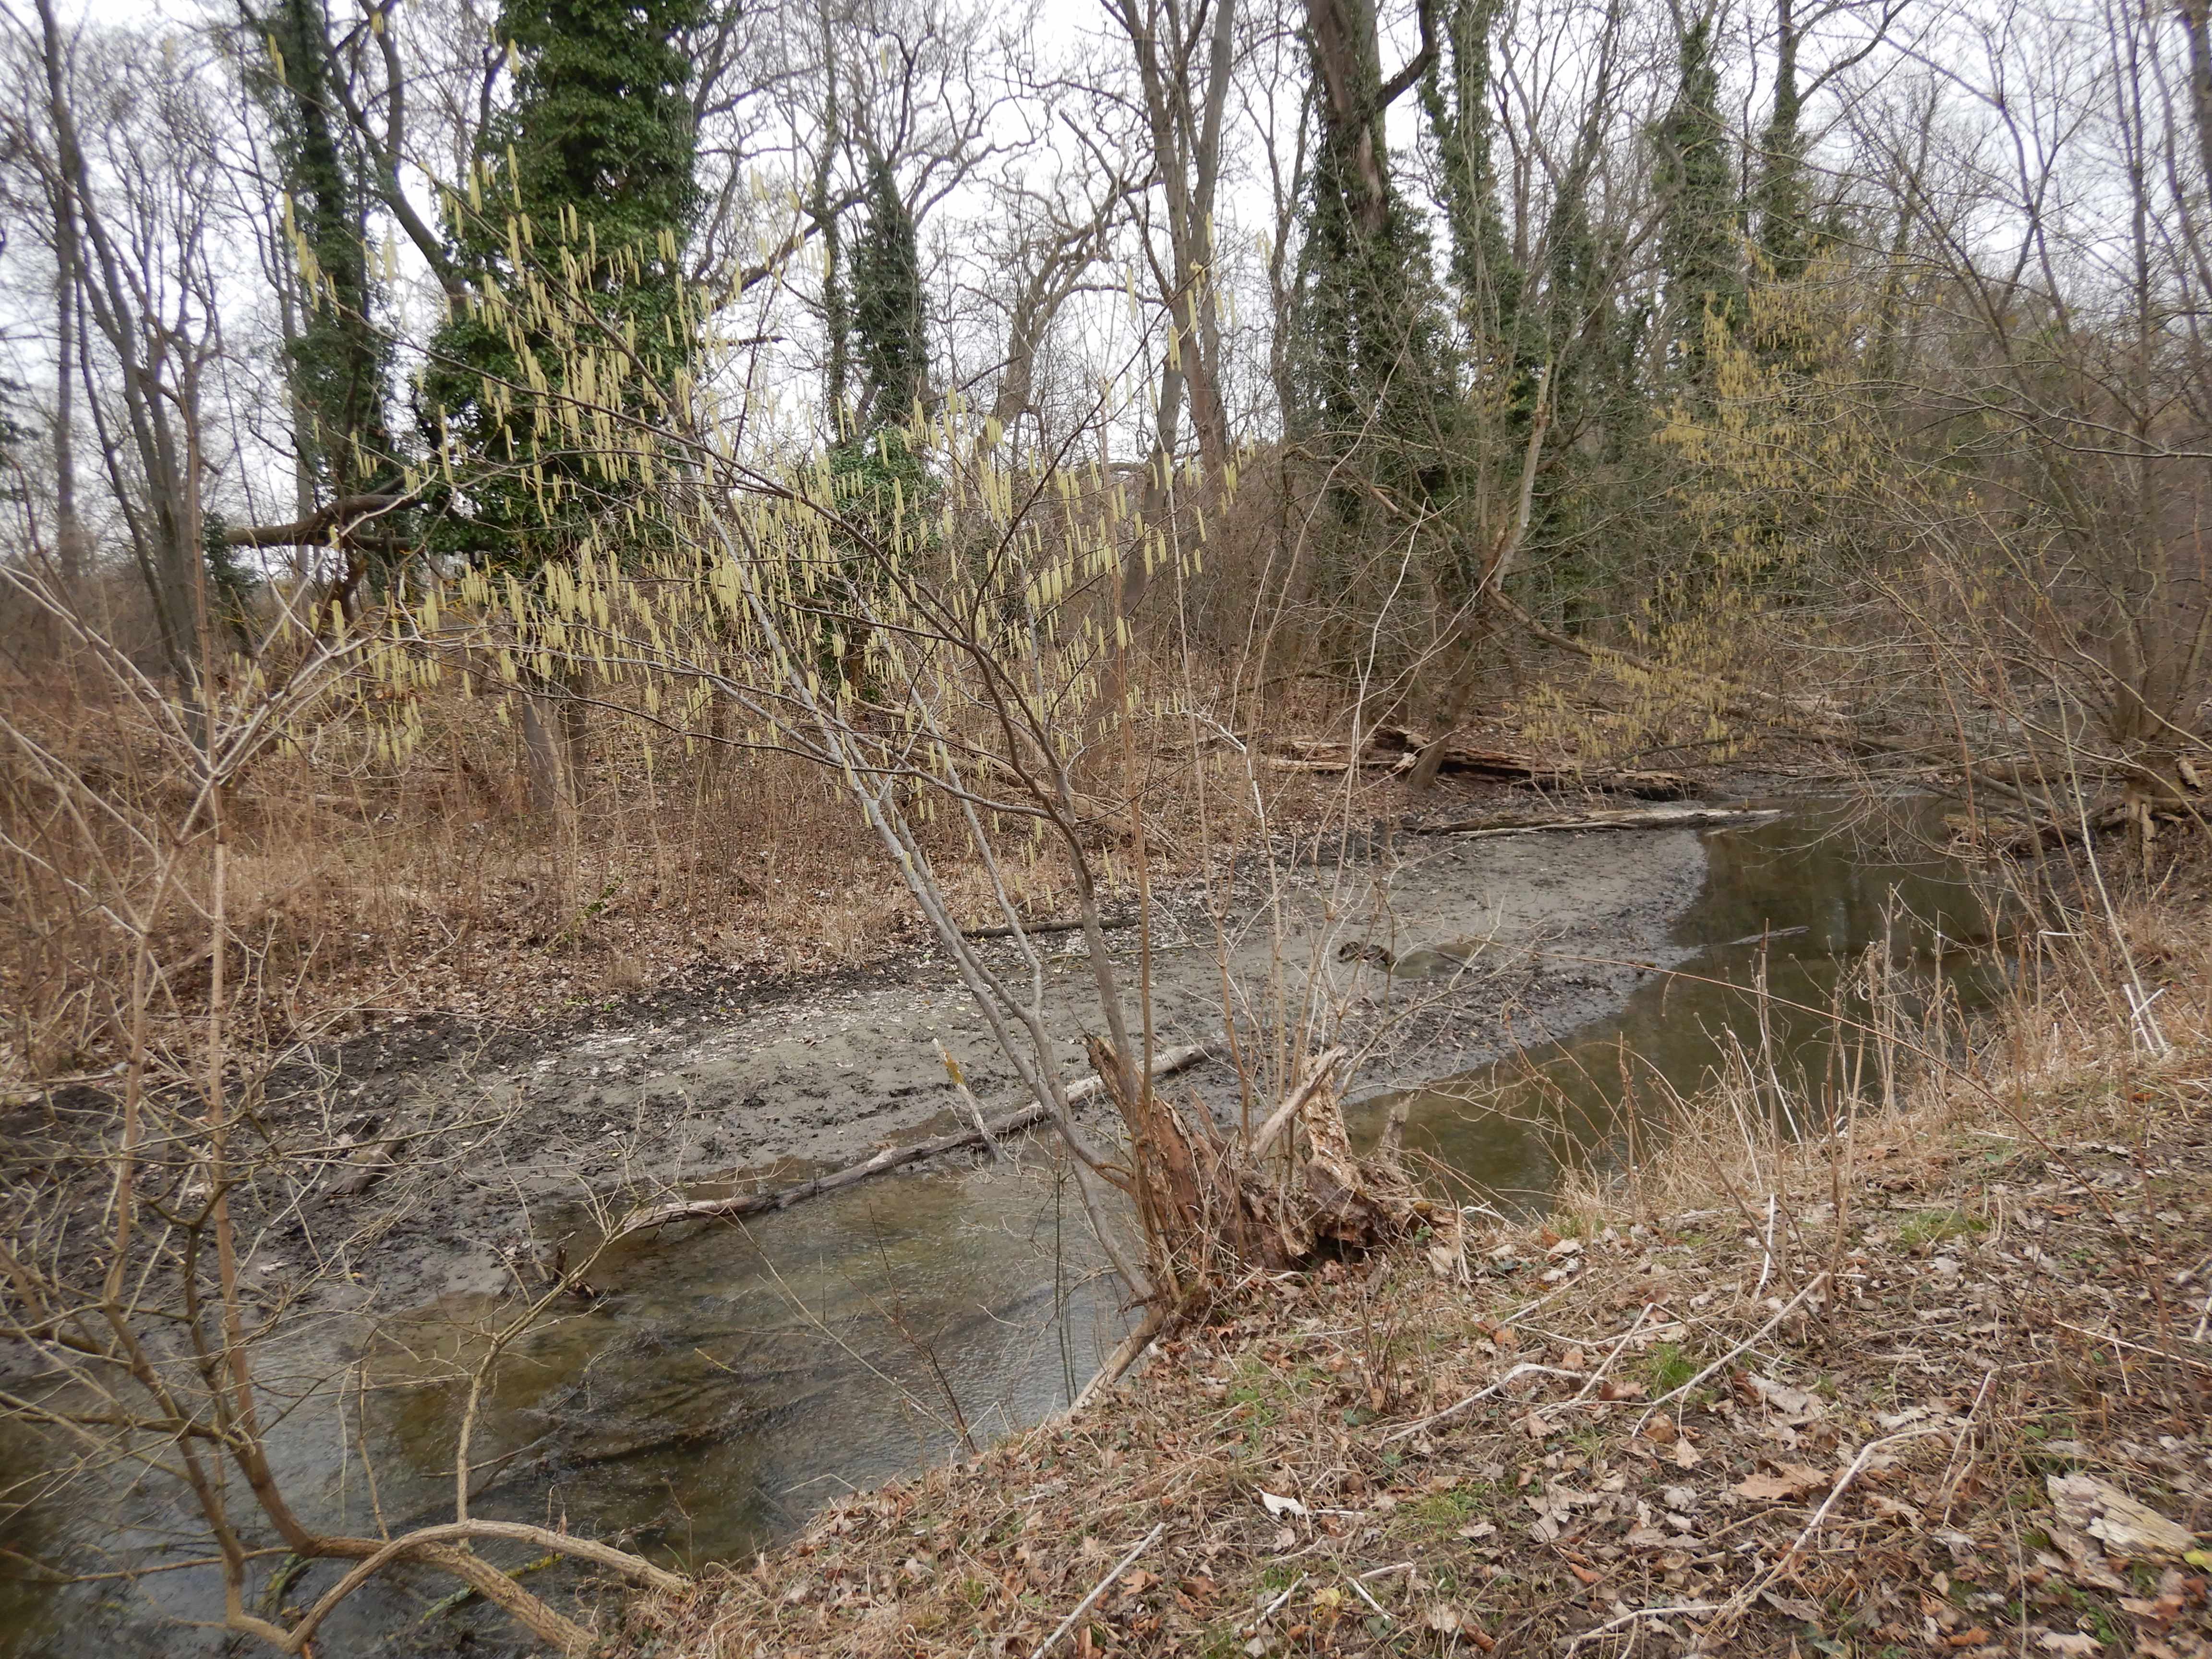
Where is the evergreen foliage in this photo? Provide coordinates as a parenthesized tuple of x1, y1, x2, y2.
(821, 153, 932, 696)
(1420, 0, 1526, 388)
(1753, 26, 1812, 282)
(420, 0, 704, 569)
(848, 154, 926, 436)
(0, 375, 27, 500)
(1652, 12, 1742, 387)
(243, 0, 397, 505)
(1289, 1, 1459, 528)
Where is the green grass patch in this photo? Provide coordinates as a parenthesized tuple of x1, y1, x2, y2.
(1896, 1209, 1987, 1248)
(1403, 1484, 1492, 1537)
(1646, 1341, 1698, 1394)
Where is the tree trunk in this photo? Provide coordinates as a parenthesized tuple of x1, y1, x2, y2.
(1112, 0, 1239, 601)
(36, 0, 203, 692)
(519, 692, 568, 822)
(2184, 0, 2212, 208)
(52, 206, 83, 590)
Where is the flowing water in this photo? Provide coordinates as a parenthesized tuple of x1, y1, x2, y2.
(0, 799, 2003, 1656)
(1346, 801, 2008, 1213)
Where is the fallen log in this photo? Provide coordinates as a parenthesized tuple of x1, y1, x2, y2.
(1265, 734, 1687, 799)
(1944, 803, 2129, 856)
(612, 1043, 1211, 1238)
(960, 911, 1135, 940)
(1420, 805, 1781, 839)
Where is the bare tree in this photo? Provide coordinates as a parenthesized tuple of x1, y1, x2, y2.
(1108, 0, 1243, 501)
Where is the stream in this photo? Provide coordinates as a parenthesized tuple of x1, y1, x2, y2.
(0, 799, 2003, 1656)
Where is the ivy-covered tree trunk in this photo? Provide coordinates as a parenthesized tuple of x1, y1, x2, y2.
(415, 0, 703, 833)
(419, 0, 704, 573)
(245, 0, 398, 529)
(1421, 0, 1523, 386)
(1291, 0, 1457, 550)
(848, 153, 925, 434)
(1753, 0, 1812, 283)
(1653, 10, 1742, 392)
(823, 152, 930, 696)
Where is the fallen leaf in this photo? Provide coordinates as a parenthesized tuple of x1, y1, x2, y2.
(2037, 1634, 2103, 1657)
(1425, 1605, 1467, 1634)
(2048, 1475, 2197, 1561)
(1671, 1437, 1705, 1469)
(1762, 1590, 1824, 1623)
(1947, 1627, 1991, 1647)
(1258, 1489, 1309, 1519)
(1735, 1464, 1830, 1502)
(1744, 1372, 1825, 1423)
(2048, 1523, 2129, 1591)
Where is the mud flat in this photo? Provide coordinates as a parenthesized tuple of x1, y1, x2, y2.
(0, 816, 1719, 1659)
(290, 819, 1711, 1314)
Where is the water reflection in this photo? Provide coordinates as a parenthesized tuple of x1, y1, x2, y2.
(1, 799, 2003, 1656)
(1350, 801, 2005, 1213)
(362, 1154, 1125, 1568)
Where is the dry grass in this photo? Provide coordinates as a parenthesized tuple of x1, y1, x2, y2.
(610, 899, 2212, 1659)
(0, 632, 1484, 1088)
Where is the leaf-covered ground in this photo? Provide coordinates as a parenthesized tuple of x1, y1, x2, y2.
(617, 1010, 2212, 1659)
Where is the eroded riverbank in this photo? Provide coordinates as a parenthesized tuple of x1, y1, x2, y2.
(16, 797, 1947, 1657)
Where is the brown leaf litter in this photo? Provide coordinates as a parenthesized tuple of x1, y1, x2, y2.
(615, 1056, 2212, 1658)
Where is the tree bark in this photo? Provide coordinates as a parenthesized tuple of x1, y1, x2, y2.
(52, 201, 83, 589)
(1110, 0, 1240, 596)
(2184, 0, 2212, 204)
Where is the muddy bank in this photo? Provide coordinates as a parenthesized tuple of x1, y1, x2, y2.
(0, 802, 1723, 1659)
(612, 1022, 2212, 1659)
(278, 811, 1710, 1316)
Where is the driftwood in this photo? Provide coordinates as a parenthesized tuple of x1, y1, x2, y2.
(1421, 805, 1781, 839)
(1267, 729, 1688, 800)
(1085, 1041, 1468, 1280)
(960, 911, 1135, 940)
(613, 1043, 1210, 1238)
(1944, 804, 2130, 856)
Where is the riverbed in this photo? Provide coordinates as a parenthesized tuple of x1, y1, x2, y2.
(0, 798, 1995, 1656)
